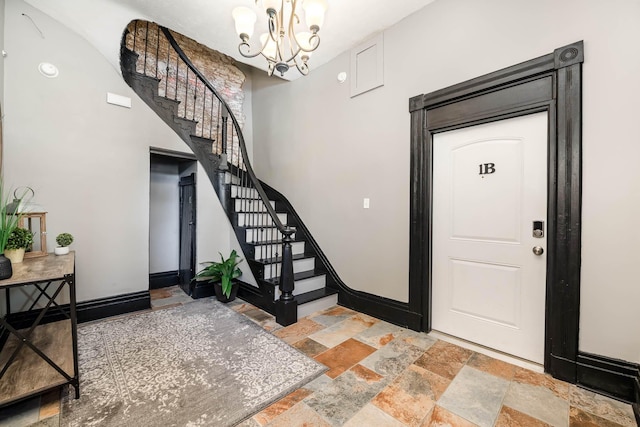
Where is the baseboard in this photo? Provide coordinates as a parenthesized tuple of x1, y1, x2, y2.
(633, 376, 640, 425)
(5, 290, 151, 328)
(577, 352, 640, 403)
(337, 290, 422, 331)
(149, 270, 179, 289)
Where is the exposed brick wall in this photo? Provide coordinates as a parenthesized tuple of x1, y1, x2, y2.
(125, 20, 246, 140)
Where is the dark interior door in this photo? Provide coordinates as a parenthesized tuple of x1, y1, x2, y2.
(179, 173, 196, 294)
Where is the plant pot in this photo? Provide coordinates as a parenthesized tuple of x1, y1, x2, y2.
(213, 281, 239, 303)
(54, 246, 70, 256)
(0, 254, 12, 280)
(4, 248, 25, 264)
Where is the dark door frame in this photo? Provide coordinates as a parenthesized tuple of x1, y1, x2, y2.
(179, 173, 197, 293)
(408, 41, 583, 382)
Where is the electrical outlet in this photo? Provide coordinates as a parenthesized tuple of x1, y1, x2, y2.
(363, 198, 370, 209)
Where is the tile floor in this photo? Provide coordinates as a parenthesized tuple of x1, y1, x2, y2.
(1, 286, 637, 427)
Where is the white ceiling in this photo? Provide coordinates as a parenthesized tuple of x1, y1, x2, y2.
(24, 0, 436, 80)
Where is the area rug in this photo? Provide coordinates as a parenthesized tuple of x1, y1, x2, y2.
(60, 300, 326, 426)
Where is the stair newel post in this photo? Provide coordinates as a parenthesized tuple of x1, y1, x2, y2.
(218, 105, 229, 171)
(276, 227, 298, 326)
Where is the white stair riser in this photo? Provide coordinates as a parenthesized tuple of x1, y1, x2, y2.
(224, 173, 241, 185)
(231, 185, 259, 199)
(237, 213, 287, 227)
(274, 275, 326, 300)
(264, 257, 315, 280)
(297, 295, 338, 320)
(234, 199, 275, 212)
(255, 241, 304, 260)
(245, 228, 296, 243)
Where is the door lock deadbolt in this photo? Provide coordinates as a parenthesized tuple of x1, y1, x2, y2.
(533, 221, 544, 238)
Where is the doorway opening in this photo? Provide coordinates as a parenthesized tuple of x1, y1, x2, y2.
(149, 149, 197, 296)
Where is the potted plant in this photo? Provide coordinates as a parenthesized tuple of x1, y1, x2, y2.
(4, 227, 33, 263)
(55, 232, 74, 255)
(0, 181, 31, 279)
(194, 250, 243, 302)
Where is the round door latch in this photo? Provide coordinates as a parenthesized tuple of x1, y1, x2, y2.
(532, 246, 544, 256)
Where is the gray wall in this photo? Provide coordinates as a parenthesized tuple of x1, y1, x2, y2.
(2, 0, 251, 303)
(149, 160, 179, 274)
(251, 0, 640, 363)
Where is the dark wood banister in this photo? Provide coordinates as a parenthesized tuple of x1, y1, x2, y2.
(160, 26, 292, 238)
(160, 27, 298, 325)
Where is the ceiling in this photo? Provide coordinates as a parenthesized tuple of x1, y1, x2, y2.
(24, 0, 437, 80)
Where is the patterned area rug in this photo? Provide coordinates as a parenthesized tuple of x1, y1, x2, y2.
(61, 300, 326, 426)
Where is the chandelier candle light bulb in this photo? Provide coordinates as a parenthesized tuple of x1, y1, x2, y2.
(232, 0, 327, 76)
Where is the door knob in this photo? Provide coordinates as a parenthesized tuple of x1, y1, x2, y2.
(532, 246, 544, 256)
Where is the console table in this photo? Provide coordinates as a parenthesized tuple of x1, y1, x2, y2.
(0, 252, 79, 407)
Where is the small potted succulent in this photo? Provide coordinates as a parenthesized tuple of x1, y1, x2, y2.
(54, 232, 74, 256)
(194, 250, 243, 302)
(4, 227, 34, 263)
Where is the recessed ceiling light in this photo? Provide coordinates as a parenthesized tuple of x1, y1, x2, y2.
(38, 62, 59, 78)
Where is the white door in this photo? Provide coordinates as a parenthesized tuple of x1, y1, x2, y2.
(432, 112, 547, 364)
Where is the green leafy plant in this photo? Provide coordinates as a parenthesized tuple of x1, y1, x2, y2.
(6, 227, 34, 250)
(194, 250, 243, 298)
(56, 233, 74, 247)
(0, 180, 31, 253)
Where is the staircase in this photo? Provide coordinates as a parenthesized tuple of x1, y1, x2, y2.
(120, 21, 340, 324)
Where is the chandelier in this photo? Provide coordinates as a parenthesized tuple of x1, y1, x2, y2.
(232, 0, 327, 77)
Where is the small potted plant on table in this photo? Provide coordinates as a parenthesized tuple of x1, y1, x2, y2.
(4, 227, 34, 263)
(194, 250, 243, 302)
(54, 232, 73, 255)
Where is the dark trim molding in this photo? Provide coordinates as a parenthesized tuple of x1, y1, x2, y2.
(576, 352, 639, 403)
(149, 270, 179, 289)
(634, 376, 640, 425)
(409, 41, 584, 381)
(5, 291, 151, 328)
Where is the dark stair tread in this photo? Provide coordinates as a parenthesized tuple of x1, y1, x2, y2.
(264, 269, 327, 286)
(294, 288, 339, 305)
(250, 253, 313, 265)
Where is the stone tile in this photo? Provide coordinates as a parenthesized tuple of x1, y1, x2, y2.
(314, 338, 377, 379)
(353, 321, 403, 349)
(438, 366, 510, 427)
(228, 300, 256, 313)
(30, 415, 60, 427)
(308, 314, 378, 348)
(569, 406, 629, 427)
(421, 405, 479, 427)
(150, 293, 191, 308)
(273, 318, 326, 345)
(495, 406, 552, 427)
(344, 403, 406, 427)
(149, 288, 173, 300)
(309, 306, 357, 327)
(569, 386, 636, 427)
(265, 401, 331, 427)
(395, 329, 438, 351)
(360, 338, 425, 378)
(39, 389, 60, 419)
(466, 353, 516, 381)
(503, 381, 569, 427)
(0, 396, 40, 427)
(253, 388, 314, 426)
(513, 366, 570, 400)
(243, 307, 274, 324)
(414, 340, 472, 380)
(305, 366, 388, 425)
(350, 364, 384, 384)
(292, 337, 329, 358)
(372, 364, 449, 426)
(303, 374, 333, 393)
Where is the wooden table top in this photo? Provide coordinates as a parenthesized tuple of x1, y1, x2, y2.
(0, 252, 74, 287)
